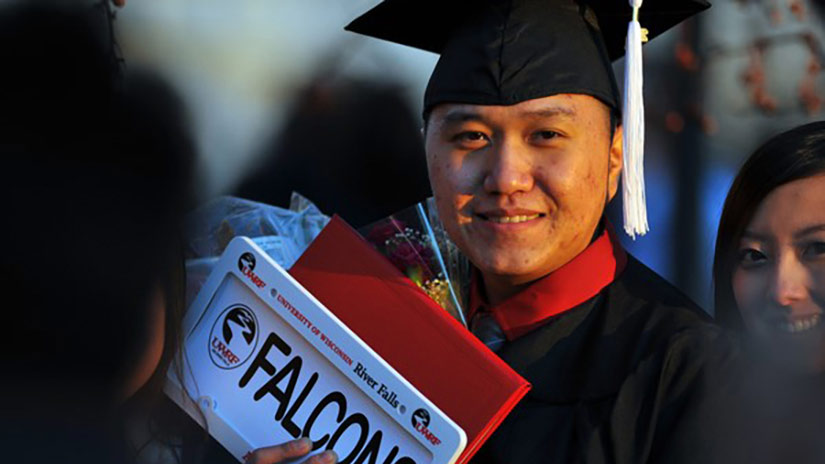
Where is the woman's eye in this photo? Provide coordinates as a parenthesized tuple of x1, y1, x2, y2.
(737, 248, 767, 267)
(803, 241, 825, 258)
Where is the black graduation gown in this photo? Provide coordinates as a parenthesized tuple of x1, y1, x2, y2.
(472, 255, 733, 464)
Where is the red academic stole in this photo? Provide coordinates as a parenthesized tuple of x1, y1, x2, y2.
(469, 226, 628, 340)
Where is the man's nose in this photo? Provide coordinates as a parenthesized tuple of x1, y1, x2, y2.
(770, 254, 809, 308)
(482, 139, 534, 195)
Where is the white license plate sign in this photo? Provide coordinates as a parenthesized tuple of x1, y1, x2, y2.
(167, 237, 466, 464)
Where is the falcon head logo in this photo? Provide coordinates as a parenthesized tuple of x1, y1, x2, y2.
(239, 252, 256, 273)
(223, 306, 256, 345)
(208, 304, 259, 369)
(412, 408, 430, 429)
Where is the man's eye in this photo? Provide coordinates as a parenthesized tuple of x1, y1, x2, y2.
(452, 131, 489, 146)
(458, 131, 486, 141)
(530, 130, 560, 143)
(737, 248, 767, 268)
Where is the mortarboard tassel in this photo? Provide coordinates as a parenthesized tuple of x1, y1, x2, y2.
(622, 0, 649, 239)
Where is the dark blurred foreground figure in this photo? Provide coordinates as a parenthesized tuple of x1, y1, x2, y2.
(235, 76, 432, 228)
(709, 122, 825, 463)
(0, 2, 198, 463)
(0, 5, 345, 464)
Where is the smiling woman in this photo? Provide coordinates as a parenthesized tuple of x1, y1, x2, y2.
(706, 122, 825, 463)
(714, 121, 825, 373)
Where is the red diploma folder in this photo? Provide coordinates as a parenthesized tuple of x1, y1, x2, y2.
(289, 216, 531, 464)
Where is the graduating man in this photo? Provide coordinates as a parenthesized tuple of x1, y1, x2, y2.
(230, 1, 732, 463)
(85, 1, 731, 463)
(339, 0, 732, 463)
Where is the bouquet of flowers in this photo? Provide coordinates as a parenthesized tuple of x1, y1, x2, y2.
(359, 198, 469, 327)
(182, 193, 470, 327)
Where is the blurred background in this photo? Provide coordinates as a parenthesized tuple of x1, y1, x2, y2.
(103, 0, 825, 312)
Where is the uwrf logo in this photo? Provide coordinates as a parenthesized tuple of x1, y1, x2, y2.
(239, 252, 266, 288)
(239, 252, 256, 273)
(209, 304, 259, 369)
(412, 408, 442, 446)
(411, 409, 430, 429)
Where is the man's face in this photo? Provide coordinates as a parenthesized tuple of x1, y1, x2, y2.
(425, 94, 623, 292)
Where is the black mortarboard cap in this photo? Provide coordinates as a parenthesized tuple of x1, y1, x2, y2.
(346, 0, 710, 116)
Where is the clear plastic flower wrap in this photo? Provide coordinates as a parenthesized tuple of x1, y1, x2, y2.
(183, 193, 330, 307)
(358, 197, 470, 327)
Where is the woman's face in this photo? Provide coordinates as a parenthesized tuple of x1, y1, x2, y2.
(733, 174, 825, 372)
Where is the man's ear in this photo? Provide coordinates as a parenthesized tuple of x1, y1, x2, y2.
(607, 125, 623, 202)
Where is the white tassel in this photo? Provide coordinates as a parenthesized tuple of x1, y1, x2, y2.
(622, 0, 649, 239)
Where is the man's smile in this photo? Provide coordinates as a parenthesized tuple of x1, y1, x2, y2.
(475, 208, 546, 225)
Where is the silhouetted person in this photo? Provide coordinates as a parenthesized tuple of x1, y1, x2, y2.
(235, 76, 431, 227)
(0, 3, 196, 463)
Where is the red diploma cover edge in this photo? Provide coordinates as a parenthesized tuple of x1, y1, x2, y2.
(289, 216, 531, 464)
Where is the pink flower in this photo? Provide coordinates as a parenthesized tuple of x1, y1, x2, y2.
(390, 241, 421, 269)
(412, 241, 437, 269)
(389, 241, 436, 282)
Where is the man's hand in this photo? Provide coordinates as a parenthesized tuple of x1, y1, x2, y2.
(245, 438, 338, 464)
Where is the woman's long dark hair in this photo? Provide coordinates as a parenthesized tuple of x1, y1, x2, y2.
(713, 121, 825, 330)
(115, 72, 210, 464)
